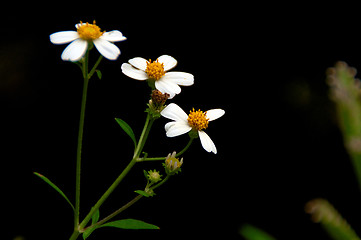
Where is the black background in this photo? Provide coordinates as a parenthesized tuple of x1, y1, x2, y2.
(3, 2, 361, 240)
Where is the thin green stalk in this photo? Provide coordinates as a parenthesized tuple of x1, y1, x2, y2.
(69, 231, 80, 240)
(74, 51, 90, 228)
(84, 173, 171, 231)
(78, 159, 137, 231)
(134, 113, 154, 159)
(151, 174, 170, 190)
(88, 195, 143, 230)
(88, 55, 103, 79)
(141, 137, 193, 161)
(72, 112, 154, 237)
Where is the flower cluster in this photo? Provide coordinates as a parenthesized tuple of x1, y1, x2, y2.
(47, 20, 227, 240)
(50, 21, 225, 154)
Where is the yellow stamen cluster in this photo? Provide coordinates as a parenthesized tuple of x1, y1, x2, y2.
(77, 21, 104, 41)
(187, 108, 209, 131)
(145, 59, 165, 80)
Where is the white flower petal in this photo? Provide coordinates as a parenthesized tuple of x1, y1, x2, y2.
(162, 72, 194, 86)
(93, 38, 120, 60)
(50, 31, 79, 44)
(155, 78, 181, 99)
(161, 103, 188, 122)
(121, 63, 148, 80)
(165, 122, 192, 137)
(100, 30, 127, 42)
(198, 131, 217, 154)
(128, 57, 148, 71)
(158, 55, 177, 71)
(206, 109, 225, 121)
(165, 121, 176, 131)
(61, 39, 88, 62)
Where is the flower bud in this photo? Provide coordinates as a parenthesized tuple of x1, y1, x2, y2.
(151, 89, 170, 107)
(147, 90, 170, 119)
(163, 151, 183, 175)
(147, 170, 162, 183)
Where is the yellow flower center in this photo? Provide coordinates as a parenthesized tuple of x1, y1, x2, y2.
(77, 21, 104, 41)
(145, 59, 165, 80)
(187, 108, 209, 131)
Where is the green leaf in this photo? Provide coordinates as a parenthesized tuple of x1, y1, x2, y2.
(240, 224, 276, 240)
(96, 69, 102, 79)
(100, 219, 159, 230)
(115, 118, 137, 148)
(92, 208, 100, 224)
(83, 226, 98, 240)
(83, 209, 100, 239)
(34, 172, 75, 212)
(134, 190, 150, 197)
(143, 170, 149, 178)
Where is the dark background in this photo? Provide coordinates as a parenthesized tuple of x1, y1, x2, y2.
(3, 2, 361, 240)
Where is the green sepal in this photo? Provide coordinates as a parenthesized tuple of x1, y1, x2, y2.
(145, 104, 162, 120)
(188, 129, 199, 139)
(115, 118, 137, 148)
(100, 219, 159, 230)
(33, 172, 75, 212)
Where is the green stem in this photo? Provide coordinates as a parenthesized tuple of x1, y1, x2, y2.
(151, 175, 170, 190)
(84, 173, 171, 231)
(72, 112, 154, 237)
(88, 195, 143, 230)
(74, 51, 90, 228)
(69, 231, 80, 240)
(78, 158, 137, 231)
(88, 55, 103, 79)
(141, 137, 194, 161)
(134, 113, 154, 159)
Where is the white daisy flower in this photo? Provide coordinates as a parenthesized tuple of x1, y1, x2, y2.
(50, 21, 126, 62)
(121, 55, 194, 99)
(160, 103, 225, 154)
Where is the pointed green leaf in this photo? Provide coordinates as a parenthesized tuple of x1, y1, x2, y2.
(34, 172, 75, 212)
(83, 226, 98, 240)
(83, 209, 100, 239)
(115, 118, 137, 148)
(92, 208, 100, 224)
(143, 170, 149, 178)
(134, 190, 150, 197)
(100, 219, 159, 230)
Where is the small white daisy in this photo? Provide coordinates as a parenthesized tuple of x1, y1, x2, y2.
(161, 103, 225, 154)
(50, 21, 126, 62)
(121, 55, 194, 99)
